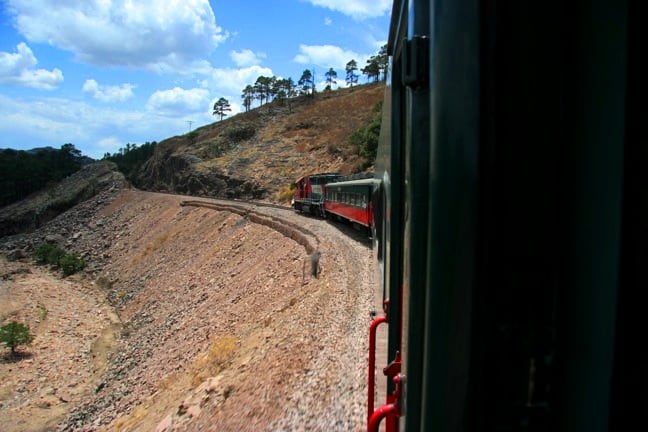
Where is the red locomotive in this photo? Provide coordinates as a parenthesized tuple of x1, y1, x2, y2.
(292, 173, 341, 217)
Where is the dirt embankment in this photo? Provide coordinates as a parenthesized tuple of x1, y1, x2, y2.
(0, 188, 376, 431)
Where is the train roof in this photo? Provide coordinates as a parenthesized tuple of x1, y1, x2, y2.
(295, 172, 341, 183)
(325, 178, 381, 188)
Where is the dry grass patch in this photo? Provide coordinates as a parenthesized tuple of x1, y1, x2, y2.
(188, 336, 237, 386)
(111, 336, 238, 431)
(130, 232, 171, 266)
(274, 183, 295, 203)
(194, 160, 222, 174)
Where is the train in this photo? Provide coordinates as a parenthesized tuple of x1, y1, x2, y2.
(292, 172, 379, 236)
(292, 1, 644, 430)
(365, 0, 646, 431)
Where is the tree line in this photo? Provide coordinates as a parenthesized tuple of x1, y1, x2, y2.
(0, 144, 84, 207)
(213, 45, 388, 120)
(101, 141, 157, 184)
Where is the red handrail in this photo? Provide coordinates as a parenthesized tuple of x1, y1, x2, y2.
(368, 374, 402, 432)
(368, 315, 388, 422)
(368, 403, 398, 432)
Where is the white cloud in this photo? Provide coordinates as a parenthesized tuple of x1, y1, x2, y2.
(303, 0, 391, 19)
(197, 64, 273, 117)
(82, 79, 135, 103)
(207, 65, 274, 95)
(324, 17, 333, 25)
(6, 0, 228, 73)
(230, 49, 266, 67)
(293, 44, 364, 69)
(0, 42, 63, 89)
(0, 94, 139, 152)
(146, 87, 211, 117)
(0, 93, 212, 159)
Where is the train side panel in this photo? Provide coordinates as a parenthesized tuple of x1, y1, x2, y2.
(324, 179, 379, 228)
(324, 202, 372, 226)
(371, 0, 645, 431)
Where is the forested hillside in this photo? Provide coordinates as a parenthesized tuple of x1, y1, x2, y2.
(0, 144, 87, 207)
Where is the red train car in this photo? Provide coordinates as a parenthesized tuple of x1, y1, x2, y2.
(292, 173, 341, 216)
(324, 178, 380, 233)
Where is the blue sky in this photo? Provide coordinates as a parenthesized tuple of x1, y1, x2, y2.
(0, 0, 390, 159)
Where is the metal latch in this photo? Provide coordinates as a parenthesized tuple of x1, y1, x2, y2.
(402, 35, 430, 89)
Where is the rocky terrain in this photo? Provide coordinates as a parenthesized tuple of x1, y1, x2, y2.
(0, 170, 379, 430)
(134, 83, 384, 202)
(0, 82, 386, 431)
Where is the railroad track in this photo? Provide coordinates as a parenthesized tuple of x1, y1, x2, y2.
(180, 199, 319, 254)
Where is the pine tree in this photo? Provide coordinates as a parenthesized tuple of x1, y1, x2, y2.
(346, 60, 359, 88)
(0, 321, 34, 355)
(377, 44, 389, 81)
(241, 85, 254, 112)
(212, 97, 232, 120)
(362, 56, 381, 82)
(298, 69, 314, 97)
(325, 68, 338, 91)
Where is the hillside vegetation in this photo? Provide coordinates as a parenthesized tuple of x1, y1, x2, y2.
(0, 144, 87, 207)
(134, 83, 385, 203)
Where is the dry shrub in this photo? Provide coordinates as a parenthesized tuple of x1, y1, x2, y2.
(274, 183, 295, 203)
(95, 276, 113, 290)
(130, 232, 171, 265)
(225, 125, 256, 142)
(189, 336, 237, 386)
(327, 143, 341, 155)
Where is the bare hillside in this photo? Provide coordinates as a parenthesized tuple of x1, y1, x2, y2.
(136, 83, 384, 203)
(0, 82, 384, 432)
(1, 184, 377, 431)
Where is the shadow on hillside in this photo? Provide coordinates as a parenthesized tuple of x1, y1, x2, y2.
(1, 350, 34, 364)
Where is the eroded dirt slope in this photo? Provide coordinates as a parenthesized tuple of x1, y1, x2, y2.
(1, 188, 375, 431)
(0, 260, 119, 432)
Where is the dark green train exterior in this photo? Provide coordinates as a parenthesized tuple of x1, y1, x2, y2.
(371, 0, 646, 431)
